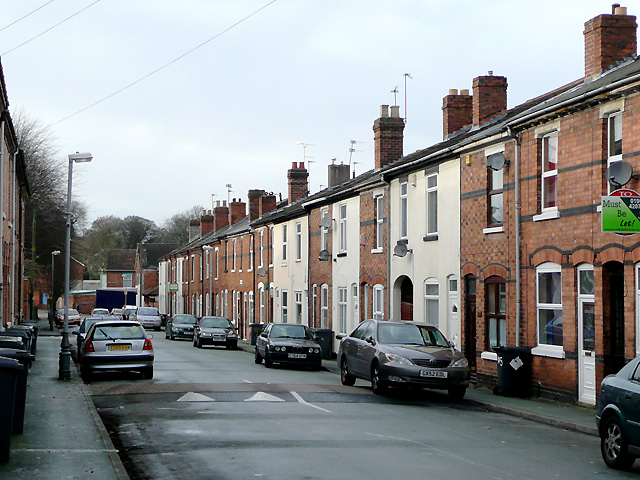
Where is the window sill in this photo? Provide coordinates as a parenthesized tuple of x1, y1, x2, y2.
(481, 351, 498, 362)
(531, 345, 565, 359)
(483, 226, 504, 235)
(370, 248, 384, 254)
(423, 234, 438, 242)
(337, 252, 347, 258)
(533, 209, 559, 222)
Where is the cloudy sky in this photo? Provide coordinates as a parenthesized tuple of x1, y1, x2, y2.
(0, 0, 624, 226)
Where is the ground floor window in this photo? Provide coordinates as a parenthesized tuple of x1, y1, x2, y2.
(536, 263, 562, 347)
(424, 279, 439, 327)
(338, 287, 348, 333)
(486, 276, 506, 349)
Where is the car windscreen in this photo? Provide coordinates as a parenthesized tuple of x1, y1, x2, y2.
(92, 325, 145, 340)
(377, 323, 450, 347)
(81, 319, 101, 332)
(200, 318, 231, 329)
(68, 309, 79, 315)
(270, 324, 310, 339)
(137, 308, 158, 316)
(174, 315, 197, 324)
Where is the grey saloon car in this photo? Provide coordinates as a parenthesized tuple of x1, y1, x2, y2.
(78, 320, 154, 381)
(596, 356, 640, 469)
(193, 316, 238, 349)
(337, 320, 470, 399)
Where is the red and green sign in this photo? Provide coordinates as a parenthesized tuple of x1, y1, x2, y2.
(602, 189, 640, 234)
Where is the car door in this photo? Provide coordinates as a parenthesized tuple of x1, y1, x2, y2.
(356, 322, 377, 379)
(347, 322, 371, 377)
(257, 324, 271, 356)
(623, 362, 640, 447)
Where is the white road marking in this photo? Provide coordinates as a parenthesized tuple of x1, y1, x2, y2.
(177, 392, 215, 402)
(245, 392, 285, 402)
(243, 379, 253, 383)
(15, 448, 118, 453)
(290, 391, 332, 413)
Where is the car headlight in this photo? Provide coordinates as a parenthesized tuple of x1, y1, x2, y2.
(383, 353, 414, 366)
(227, 333, 237, 338)
(452, 358, 469, 368)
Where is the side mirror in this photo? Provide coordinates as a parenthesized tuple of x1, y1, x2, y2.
(336, 333, 345, 340)
(260, 332, 267, 337)
(448, 340, 455, 348)
(147, 334, 154, 339)
(365, 336, 376, 346)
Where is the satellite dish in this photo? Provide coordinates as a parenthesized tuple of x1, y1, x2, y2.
(487, 152, 509, 171)
(320, 215, 332, 229)
(257, 266, 266, 277)
(318, 249, 330, 261)
(393, 243, 408, 257)
(607, 160, 634, 187)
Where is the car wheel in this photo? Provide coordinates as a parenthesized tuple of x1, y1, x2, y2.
(340, 357, 356, 386)
(141, 367, 154, 380)
(371, 363, 387, 395)
(601, 417, 636, 469)
(447, 386, 467, 401)
(80, 365, 92, 382)
(264, 351, 273, 368)
(193, 335, 197, 347)
(165, 329, 169, 339)
(196, 337, 203, 348)
(254, 348, 263, 364)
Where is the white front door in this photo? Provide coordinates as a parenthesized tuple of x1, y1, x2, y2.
(578, 265, 596, 405)
(578, 299, 596, 405)
(448, 277, 459, 347)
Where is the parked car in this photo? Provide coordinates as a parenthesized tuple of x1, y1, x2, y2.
(91, 308, 110, 316)
(337, 320, 470, 399)
(166, 314, 197, 340)
(192, 316, 238, 349)
(73, 316, 114, 349)
(78, 320, 154, 381)
(121, 305, 137, 320)
(55, 308, 81, 328)
(596, 356, 640, 469)
(131, 307, 162, 331)
(110, 308, 123, 319)
(254, 323, 322, 370)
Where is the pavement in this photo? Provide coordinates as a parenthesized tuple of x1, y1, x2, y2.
(0, 312, 598, 479)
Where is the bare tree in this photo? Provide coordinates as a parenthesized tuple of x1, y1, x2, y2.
(156, 205, 205, 244)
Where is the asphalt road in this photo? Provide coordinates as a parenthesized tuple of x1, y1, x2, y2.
(88, 334, 638, 480)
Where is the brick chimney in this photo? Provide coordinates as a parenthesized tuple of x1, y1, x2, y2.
(248, 189, 265, 221)
(328, 162, 350, 188)
(188, 219, 200, 242)
(472, 73, 508, 127)
(373, 105, 404, 169)
(287, 162, 309, 204)
(259, 193, 277, 217)
(442, 89, 472, 140)
(229, 198, 246, 225)
(213, 201, 229, 231)
(584, 6, 637, 79)
(200, 210, 214, 236)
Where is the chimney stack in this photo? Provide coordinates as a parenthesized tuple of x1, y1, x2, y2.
(200, 210, 214, 236)
(188, 219, 200, 242)
(229, 198, 246, 225)
(584, 6, 637, 79)
(248, 189, 266, 221)
(259, 193, 277, 217)
(213, 200, 229, 232)
(472, 73, 508, 127)
(328, 163, 350, 188)
(442, 89, 472, 140)
(373, 104, 404, 169)
(287, 161, 309, 204)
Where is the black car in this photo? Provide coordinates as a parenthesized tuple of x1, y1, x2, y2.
(596, 356, 640, 470)
(193, 316, 238, 349)
(337, 320, 470, 398)
(165, 314, 197, 340)
(254, 323, 322, 370)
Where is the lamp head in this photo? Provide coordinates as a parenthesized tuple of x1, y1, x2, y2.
(52, 250, 61, 255)
(68, 152, 93, 163)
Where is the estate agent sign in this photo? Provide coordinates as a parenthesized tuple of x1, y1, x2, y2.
(602, 189, 640, 234)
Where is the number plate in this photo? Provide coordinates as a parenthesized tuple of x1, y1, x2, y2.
(288, 353, 306, 359)
(420, 370, 447, 378)
(108, 344, 131, 351)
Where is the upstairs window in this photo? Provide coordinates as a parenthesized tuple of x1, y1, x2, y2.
(320, 208, 329, 251)
(542, 133, 558, 210)
(295, 221, 302, 261)
(400, 182, 408, 238)
(608, 112, 623, 194)
(375, 195, 384, 250)
(426, 173, 438, 236)
(259, 230, 264, 267)
(339, 204, 347, 252)
(282, 224, 288, 264)
(488, 164, 503, 226)
(232, 239, 237, 272)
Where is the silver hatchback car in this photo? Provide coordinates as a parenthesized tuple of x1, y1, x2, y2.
(78, 320, 154, 381)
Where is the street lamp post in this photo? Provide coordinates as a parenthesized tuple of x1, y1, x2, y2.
(59, 152, 92, 380)
(50, 250, 60, 331)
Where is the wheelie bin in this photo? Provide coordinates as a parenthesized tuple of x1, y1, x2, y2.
(20, 320, 39, 356)
(0, 350, 32, 434)
(0, 357, 22, 462)
(249, 323, 265, 346)
(493, 346, 532, 397)
(0, 332, 27, 350)
(311, 328, 335, 359)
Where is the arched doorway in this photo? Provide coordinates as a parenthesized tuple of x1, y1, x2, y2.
(464, 274, 477, 371)
(603, 261, 625, 376)
(400, 277, 413, 321)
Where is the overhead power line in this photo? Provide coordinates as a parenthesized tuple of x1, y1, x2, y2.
(0, 0, 56, 33)
(54, 0, 278, 125)
(2, 0, 102, 56)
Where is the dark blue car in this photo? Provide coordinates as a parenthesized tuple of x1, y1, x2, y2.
(596, 356, 640, 469)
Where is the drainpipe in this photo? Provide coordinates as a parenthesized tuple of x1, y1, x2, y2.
(380, 173, 392, 319)
(0, 116, 5, 327)
(11, 149, 16, 323)
(508, 127, 521, 347)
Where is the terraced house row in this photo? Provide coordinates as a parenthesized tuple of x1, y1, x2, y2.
(158, 6, 640, 404)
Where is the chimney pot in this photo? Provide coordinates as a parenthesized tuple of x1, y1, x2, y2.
(380, 105, 389, 118)
(390, 105, 400, 118)
(292, 161, 297, 169)
(615, 6, 627, 15)
(460, 89, 470, 96)
(448, 89, 458, 95)
(299, 161, 305, 169)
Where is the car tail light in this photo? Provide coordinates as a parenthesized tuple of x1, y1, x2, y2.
(84, 338, 95, 353)
(143, 338, 153, 350)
